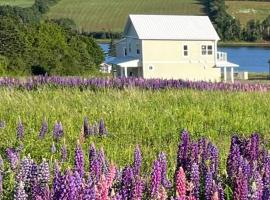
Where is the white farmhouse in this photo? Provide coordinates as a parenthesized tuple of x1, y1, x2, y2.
(108, 14, 238, 82)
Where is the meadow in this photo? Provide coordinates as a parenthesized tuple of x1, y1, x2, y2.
(226, 1, 270, 25)
(46, 0, 204, 32)
(1, 86, 270, 175)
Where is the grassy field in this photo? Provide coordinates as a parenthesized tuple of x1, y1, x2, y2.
(1, 87, 270, 178)
(226, 1, 270, 25)
(46, 0, 204, 32)
(0, 0, 33, 7)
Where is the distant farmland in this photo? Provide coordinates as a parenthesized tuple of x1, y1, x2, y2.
(0, 0, 34, 7)
(46, 0, 204, 32)
(226, 1, 270, 25)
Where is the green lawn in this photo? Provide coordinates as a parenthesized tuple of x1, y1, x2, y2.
(1, 87, 270, 178)
(226, 1, 270, 25)
(0, 0, 34, 7)
(46, 0, 204, 32)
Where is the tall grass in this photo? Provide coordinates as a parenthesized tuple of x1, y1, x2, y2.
(0, 87, 270, 178)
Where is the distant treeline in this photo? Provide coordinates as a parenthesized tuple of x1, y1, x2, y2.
(201, 0, 270, 41)
(0, 0, 104, 76)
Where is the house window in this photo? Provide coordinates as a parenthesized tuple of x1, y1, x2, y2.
(149, 66, 154, 70)
(124, 48, 127, 56)
(136, 43, 140, 54)
(201, 45, 213, 55)
(183, 45, 188, 56)
(129, 43, 131, 52)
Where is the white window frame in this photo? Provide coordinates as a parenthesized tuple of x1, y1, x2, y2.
(201, 45, 213, 55)
(183, 44, 189, 57)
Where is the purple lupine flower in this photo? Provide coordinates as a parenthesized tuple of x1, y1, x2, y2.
(30, 162, 39, 196)
(158, 152, 172, 188)
(38, 159, 50, 187)
(227, 136, 241, 179)
(39, 118, 48, 139)
(218, 182, 225, 200)
(73, 171, 83, 197)
(53, 121, 64, 142)
(233, 168, 248, 200)
(14, 181, 28, 200)
(121, 166, 134, 199)
(0, 120, 5, 129)
(133, 145, 142, 176)
(89, 143, 97, 173)
(17, 155, 33, 189)
(83, 183, 96, 200)
(61, 143, 67, 162)
(17, 119, 24, 140)
(204, 170, 213, 200)
(208, 143, 219, 177)
(6, 148, 19, 170)
(97, 148, 108, 175)
(93, 122, 99, 135)
(83, 117, 90, 137)
(190, 142, 199, 164)
(263, 163, 270, 199)
(53, 161, 62, 199)
(250, 170, 263, 200)
(249, 133, 260, 161)
(51, 142, 57, 154)
(59, 169, 71, 199)
(74, 141, 84, 177)
(131, 177, 144, 200)
(150, 160, 162, 199)
(177, 130, 190, 171)
(99, 118, 106, 136)
(190, 162, 200, 199)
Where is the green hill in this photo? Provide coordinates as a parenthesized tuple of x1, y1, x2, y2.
(0, 0, 34, 7)
(226, 1, 270, 25)
(46, 0, 204, 32)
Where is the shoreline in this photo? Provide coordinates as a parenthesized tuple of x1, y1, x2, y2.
(218, 41, 270, 47)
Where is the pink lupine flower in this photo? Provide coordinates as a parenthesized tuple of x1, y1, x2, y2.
(106, 164, 116, 188)
(176, 167, 186, 198)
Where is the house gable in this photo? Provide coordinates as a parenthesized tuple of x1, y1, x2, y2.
(123, 18, 139, 38)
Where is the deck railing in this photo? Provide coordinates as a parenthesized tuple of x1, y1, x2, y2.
(217, 51, 227, 61)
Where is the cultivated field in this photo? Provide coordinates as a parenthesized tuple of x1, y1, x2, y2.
(0, 0, 33, 7)
(226, 1, 270, 25)
(46, 0, 204, 32)
(1, 87, 270, 176)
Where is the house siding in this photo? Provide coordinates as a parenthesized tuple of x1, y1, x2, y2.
(142, 40, 220, 81)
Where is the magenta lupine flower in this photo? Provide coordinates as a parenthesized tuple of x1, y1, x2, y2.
(14, 181, 28, 200)
(158, 186, 167, 200)
(61, 143, 67, 162)
(233, 168, 248, 200)
(106, 164, 116, 188)
(38, 159, 50, 187)
(39, 118, 48, 139)
(190, 163, 200, 199)
(96, 174, 108, 200)
(6, 148, 19, 170)
(204, 170, 213, 200)
(176, 167, 186, 198)
(17, 119, 24, 140)
(74, 141, 85, 177)
(132, 177, 144, 200)
(150, 160, 162, 198)
(133, 145, 142, 176)
(177, 130, 190, 171)
(158, 152, 172, 188)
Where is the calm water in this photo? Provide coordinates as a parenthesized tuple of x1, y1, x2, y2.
(218, 46, 270, 72)
(100, 43, 270, 73)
